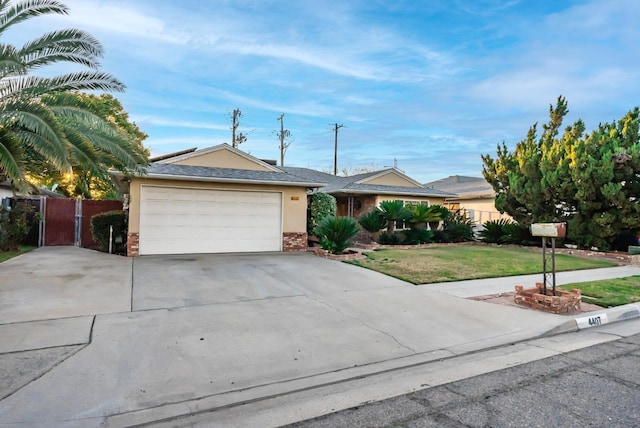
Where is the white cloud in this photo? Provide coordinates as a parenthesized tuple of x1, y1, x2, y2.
(57, 0, 189, 44)
(136, 117, 228, 131)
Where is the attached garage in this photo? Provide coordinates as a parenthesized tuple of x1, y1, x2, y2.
(139, 186, 282, 255)
(115, 144, 325, 256)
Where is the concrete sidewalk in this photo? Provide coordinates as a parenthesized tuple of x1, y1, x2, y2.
(427, 265, 640, 298)
(1, 249, 640, 427)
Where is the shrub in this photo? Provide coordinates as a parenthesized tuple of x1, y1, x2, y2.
(403, 228, 434, 245)
(378, 231, 404, 245)
(308, 193, 337, 234)
(358, 208, 386, 233)
(479, 219, 512, 243)
(426, 205, 449, 230)
(314, 215, 360, 254)
(378, 200, 412, 233)
(502, 222, 537, 246)
(90, 210, 127, 253)
(0, 203, 33, 251)
(407, 204, 443, 230)
(440, 209, 475, 242)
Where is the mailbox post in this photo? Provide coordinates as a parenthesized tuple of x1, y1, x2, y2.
(530, 223, 567, 296)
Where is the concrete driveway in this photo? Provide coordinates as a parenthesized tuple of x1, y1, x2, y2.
(0, 247, 610, 427)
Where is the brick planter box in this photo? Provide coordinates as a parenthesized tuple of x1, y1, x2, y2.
(514, 282, 581, 314)
(309, 248, 367, 261)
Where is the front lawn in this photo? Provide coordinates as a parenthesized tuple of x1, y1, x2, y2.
(348, 245, 616, 284)
(559, 276, 640, 307)
(0, 245, 36, 263)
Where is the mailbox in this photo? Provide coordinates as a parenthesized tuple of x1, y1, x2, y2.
(530, 223, 567, 238)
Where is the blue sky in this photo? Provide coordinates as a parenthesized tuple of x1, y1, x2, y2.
(14, 0, 640, 182)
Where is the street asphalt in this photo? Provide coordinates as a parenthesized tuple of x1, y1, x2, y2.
(0, 246, 639, 427)
(285, 320, 640, 428)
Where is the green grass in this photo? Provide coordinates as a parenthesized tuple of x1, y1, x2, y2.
(348, 245, 616, 284)
(559, 276, 640, 307)
(0, 245, 36, 263)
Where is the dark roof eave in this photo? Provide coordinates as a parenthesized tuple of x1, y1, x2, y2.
(129, 172, 325, 188)
(324, 188, 456, 198)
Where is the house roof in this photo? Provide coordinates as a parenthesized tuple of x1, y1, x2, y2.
(0, 180, 65, 198)
(318, 168, 456, 198)
(424, 175, 495, 199)
(149, 147, 197, 162)
(139, 163, 326, 187)
(280, 167, 336, 184)
(154, 143, 283, 172)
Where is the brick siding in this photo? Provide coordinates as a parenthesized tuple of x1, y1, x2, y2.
(283, 232, 308, 251)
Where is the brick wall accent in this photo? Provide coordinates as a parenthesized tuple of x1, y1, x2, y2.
(353, 195, 378, 218)
(310, 247, 366, 261)
(514, 282, 581, 314)
(283, 232, 308, 251)
(127, 232, 139, 257)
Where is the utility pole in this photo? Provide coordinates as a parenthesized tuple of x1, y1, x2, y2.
(277, 114, 291, 166)
(230, 108, 247, 148)
(333, 123, 344, 175)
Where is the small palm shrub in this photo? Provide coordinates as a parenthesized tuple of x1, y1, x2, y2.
(314, 215, 360, 254)
(358, 208, 386, 233)
(407, 204, 443, 230)
(403, 228, 434, 245)
(479, 219, 512, 243)
(378, 231, 404, 245)
(439, 209, 475, 242)
(502, 222, 536, 246)
(378, 200, 412, 233)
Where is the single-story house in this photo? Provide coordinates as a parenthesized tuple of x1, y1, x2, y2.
(424, 175, 510, 226)
(306, 168, 456, 219)
(112, 144, 324, 256)
(115, 143, 468, 256)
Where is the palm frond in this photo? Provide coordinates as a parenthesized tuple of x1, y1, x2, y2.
(0, 0, 68, 36)
(0, 72, 125, 99)
(0, 43, 25, 78)
(19, 28, 104, 69)
(1, 100, 69, 170)
(0, 126, 23, 182)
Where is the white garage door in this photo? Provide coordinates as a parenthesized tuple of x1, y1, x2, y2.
(139, 186, 282, 255)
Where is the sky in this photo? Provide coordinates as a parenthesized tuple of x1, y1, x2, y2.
(11, 0, 640, 182)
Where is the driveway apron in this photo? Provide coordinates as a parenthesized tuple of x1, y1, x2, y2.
(0, 250, 575, 426)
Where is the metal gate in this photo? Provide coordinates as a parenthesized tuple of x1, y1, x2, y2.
(42, 198, 123, 247)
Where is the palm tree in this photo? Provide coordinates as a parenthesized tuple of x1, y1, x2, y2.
(407, 204, 444, 230)
(0, 0, 129, 190)
(378, 200, 412, 233)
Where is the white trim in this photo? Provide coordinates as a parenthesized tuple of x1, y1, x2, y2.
(141, 172, 325, 188)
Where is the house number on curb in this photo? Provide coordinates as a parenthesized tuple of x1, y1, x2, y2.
(575, 313, 609, 329)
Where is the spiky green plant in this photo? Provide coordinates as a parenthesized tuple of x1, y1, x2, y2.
(378, 200, 412, 233)
(314, 215, 360, 254)
(479, 218, 513, 243)
(358, 208, 386, 233)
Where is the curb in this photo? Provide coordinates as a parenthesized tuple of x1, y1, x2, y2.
(548, 303, 640, 335)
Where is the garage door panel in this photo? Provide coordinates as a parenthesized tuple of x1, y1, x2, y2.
(139, 186, 283, 255)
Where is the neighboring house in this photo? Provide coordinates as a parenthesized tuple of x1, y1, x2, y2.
(112, 144, 325, 256)
(0, 180, 65, 201)
(305, 168, 456, 219)
(424, 175, 510, 226)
